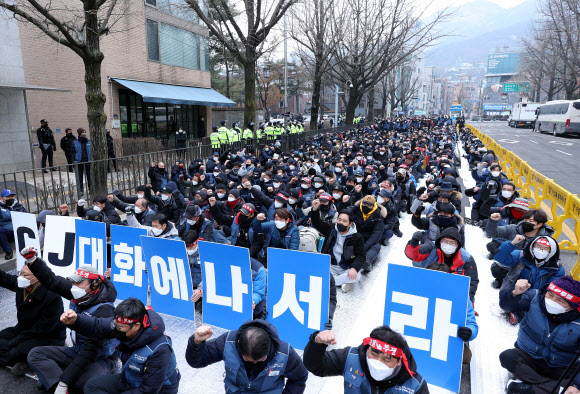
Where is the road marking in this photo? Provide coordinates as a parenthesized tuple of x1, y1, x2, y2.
(549, 141, 573, 146)
(529, 140, 538, 144)
(556, 149, 573, 156)
(498, 139, 519, 144)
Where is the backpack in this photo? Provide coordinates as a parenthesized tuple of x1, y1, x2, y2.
(299, 227, 324, 253)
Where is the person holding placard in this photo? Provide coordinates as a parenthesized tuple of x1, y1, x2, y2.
(0, 189, 26, 260)
(127, 213, 180, 240)
(303, 325, 429, 393)
(252, 208, 300, 259)
(21, 248, 119, 393)
(0, 263, 65, 375)
(60, 298, 180, 394)
(186, 319, 308, 393)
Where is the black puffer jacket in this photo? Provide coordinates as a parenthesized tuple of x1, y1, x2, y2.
(60, 133, 77, 157)
(27, 257, 118, 386)
(352, 200, 385, 249)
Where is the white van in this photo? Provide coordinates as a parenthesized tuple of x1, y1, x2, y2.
(508, 102, 541, 128)
(534, 100, 580, 136)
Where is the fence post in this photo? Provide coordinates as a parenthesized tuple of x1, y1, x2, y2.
(73, 161, 81, 201)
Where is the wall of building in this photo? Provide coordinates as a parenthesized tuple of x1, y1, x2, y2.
(0, 11, 33, 173)
(18, 0, 212, 167)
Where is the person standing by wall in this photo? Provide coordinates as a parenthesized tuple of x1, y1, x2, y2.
(106, 130, 117, 172)
(36, 119, 57, 173)
(59, 128, 76, 172)
(73, 128, 91, 196)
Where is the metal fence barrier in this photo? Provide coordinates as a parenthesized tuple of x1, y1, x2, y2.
(2, 122, 373, 214)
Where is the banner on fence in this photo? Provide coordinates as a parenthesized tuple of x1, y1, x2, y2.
(11, 212, 40, 271)
(110, 225, 148, 303)
(140, 236, 195, 321)
(42, 216, 77, 277)
(199, 241, 253, 331)
(383, 264, 469, 393)
(266, 248, 330, 350)
(75, 220, 107, 274)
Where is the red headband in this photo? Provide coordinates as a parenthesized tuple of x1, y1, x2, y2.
(115, 316, 138, 324)
(73, 269, 103, 281)
(242, 204, 255, 214)
(320, 194, 332, 201)
(363, 337, 415, 377)
(276, 193, 289, 201)
(535, 238, 551, 248)
(548, 282, 580, 304)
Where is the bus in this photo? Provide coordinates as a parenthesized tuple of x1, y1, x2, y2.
(508, 102, 541, 128)
(534, 100, 580, 136)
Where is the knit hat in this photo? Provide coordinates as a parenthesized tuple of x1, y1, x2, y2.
(184, 204, 201, 219)
(229, 189, 240, 199)
(195, 190, 208, 200)
(440, 182, 453, 192)
(37, 209, 56, 224)
(548, 276, 580, 310)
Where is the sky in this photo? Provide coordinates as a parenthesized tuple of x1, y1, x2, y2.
(440, 0, 529, 9)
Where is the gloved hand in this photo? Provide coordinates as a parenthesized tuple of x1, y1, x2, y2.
(414, 205, 425, 216)
(125, 205, 135, 215)
(54, 381, 68, 394)
(410, 231, 423, 247)
(77, 199, 86, 207)
(20, 247, 37, 264)
(112, 189, 120, 196)
(486, 197, 498, 206)
(457, 326, 472, 342)
(416, 186, 426, 195)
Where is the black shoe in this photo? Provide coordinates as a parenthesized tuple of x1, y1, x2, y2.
(394, 229, 403, 238)
(382, 239, 390, 246)
(506, 379, 533, 393)
(42, 169, 49, 173)
(492, 279, 502, 289)
(50, 167, 58, 171)
(5, 251, 13, 260)
(11, 361, 28, 376)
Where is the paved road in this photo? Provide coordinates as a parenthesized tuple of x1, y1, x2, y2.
(469, 121, 580, 196)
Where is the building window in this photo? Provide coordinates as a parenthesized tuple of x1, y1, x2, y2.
(146, 0, 157, 6)
(146, 20, 160, 61)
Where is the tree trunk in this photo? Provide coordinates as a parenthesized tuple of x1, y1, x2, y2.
(83, 5, 107, 197)
(310, 65, 322, 131)
(367, 89, 375, 119)
(243, 48, 257, 126)
(225, 60, 231, 99)
(345, 92, 360, 124)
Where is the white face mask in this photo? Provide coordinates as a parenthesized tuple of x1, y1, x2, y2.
(151, 227, 163, 236)
(274, 201, 283, 208)
(306, 163, 312, 168)
(217, 193, 226, 199)
(501, 190, 513, 199)
(335, 168, 342, 173)
(289, 165, 296, 170)
(273, 155, 279, 160)
(314, 183, 323, 188)
(377, 196, 385, 204)
(533, 248, 550, 261)
(545, 298, 568, 315)
(71, 285, 87, 299)
(491, 171, 500, 177)
(288, 198, 297, 205)
(440, 243, 457, 255)
(356, 156, 363, 161)
(301, 184, 310, 189)
(273, 182, 281, 188)
(213, 172, 220, 177)
(380, 151, 385, 155)
(93, 205, 102, 212)
(333, 193, 342, 200)
(192, 181, 198, 185)
(314, 158, 320, 163)
(187, 219, 197, 226)
(17, 276, 31, 288)
(137, 193, 144, 199)
(228, 196, 236, 202)
(161, 194, 170, 201)
(275, 220, 286, 229)
(356, 177, 364, 183)
(325, 177, 331, 182)
(367, 156, 373, 160)
(366, 356, 396, 381)
(134, 206, 143, 214)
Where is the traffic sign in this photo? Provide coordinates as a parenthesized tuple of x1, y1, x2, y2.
(503, 83, 518, 92)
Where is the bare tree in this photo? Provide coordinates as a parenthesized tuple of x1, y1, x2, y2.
(186, 0, 297, 126)
(289, 0, 344, 129)
(328, 0, 451, 124)
(0, 0, 129, 195)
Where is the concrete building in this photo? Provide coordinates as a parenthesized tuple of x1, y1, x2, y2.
(15, 0, 234, 167)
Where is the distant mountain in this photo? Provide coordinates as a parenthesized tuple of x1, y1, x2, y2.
(426, 0, 538, 69)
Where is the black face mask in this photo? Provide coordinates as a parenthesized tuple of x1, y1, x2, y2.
(112, 326, 131, 342)
(345, 185, 354, 192)
(193, 198, 202, 204)
(396, 175, 404, 182)
(521, 221, 535, 233)
(361, 205, 372, 214)
(157, 168, 165, 174)
(336, 223, 348, 233)
(4, 198, 14, 206)
(320, 204, 330, 212)
(436, 215, 457, 227)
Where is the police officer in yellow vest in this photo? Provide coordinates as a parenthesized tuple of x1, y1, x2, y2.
(265, 122, 275, 141)
(217, 120, 230, 145)
(229, 122, 241, 144)
(273, 122, 282, 139)
(210, 126, 221, 149)
(255, 123, 265, 142)
(242, 122, 254, 140)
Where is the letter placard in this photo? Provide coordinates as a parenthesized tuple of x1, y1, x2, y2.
(42, 216, 77, 277)
(11, 212, 40, 271)
(110, 225, 148, 303)
(199, 241, 253, 330)
(75, 220, 107, 274)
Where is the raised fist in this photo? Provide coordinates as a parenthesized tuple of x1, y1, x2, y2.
(257, 213, 267, 221)
(20, 247, 37, 264)
(208, 197, 216, 206)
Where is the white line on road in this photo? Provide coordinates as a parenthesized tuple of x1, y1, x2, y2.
(498, 139, 519, 144)
(530, 140, 538, 144)
(549, 141, 574, 146)
(556, 149, 573, 156)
